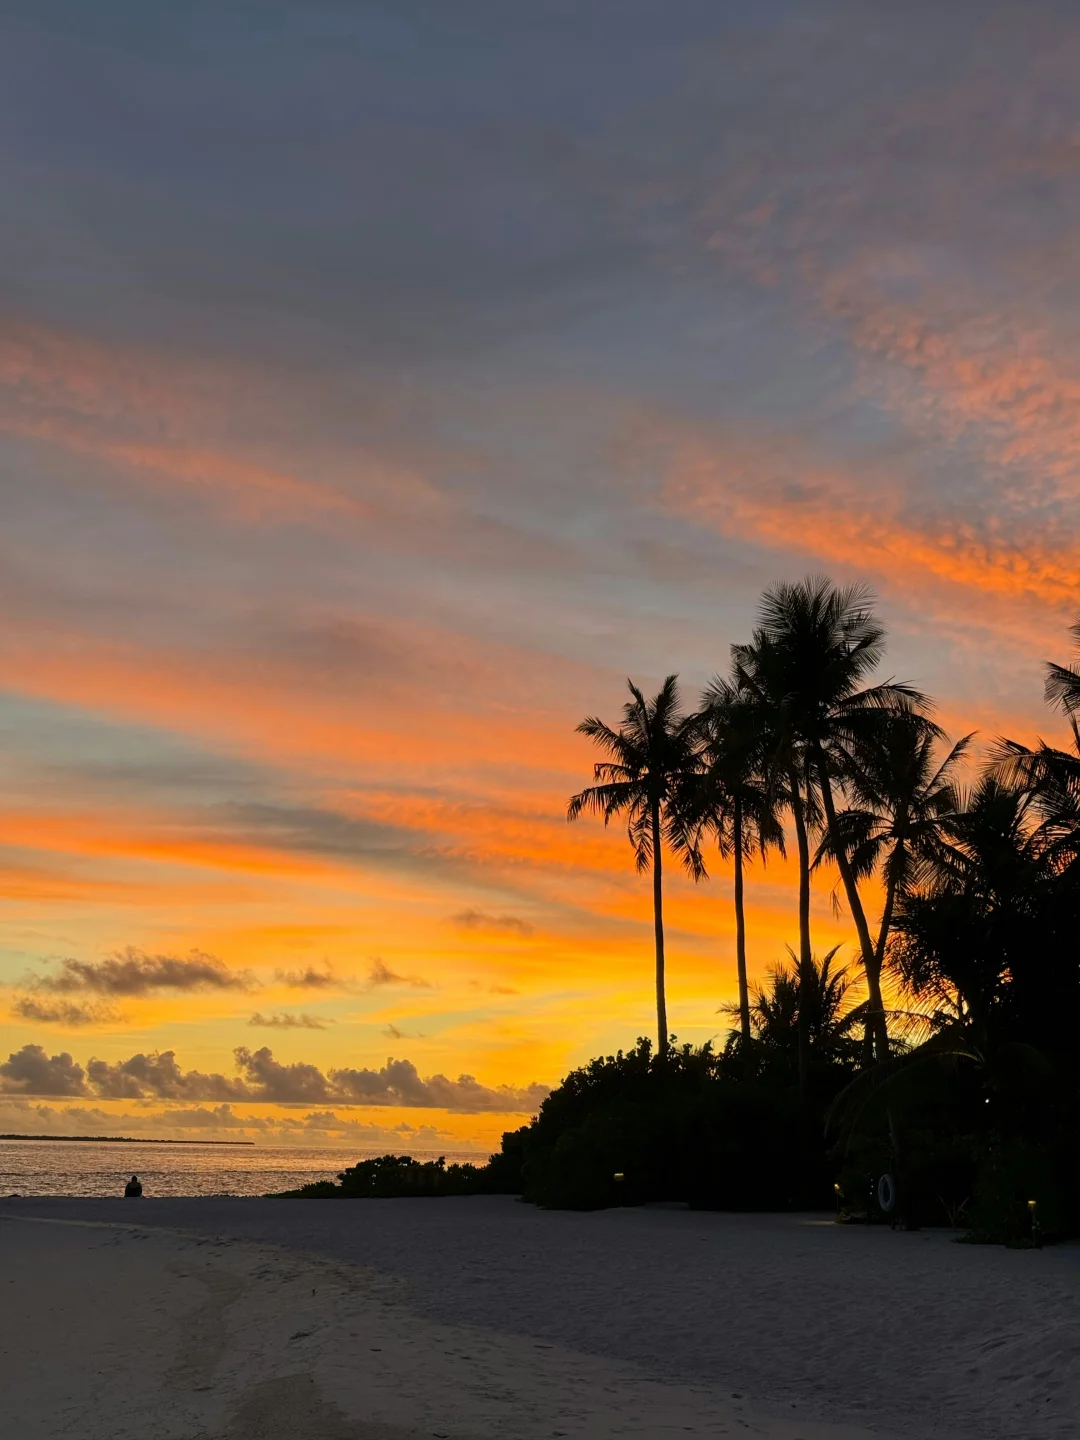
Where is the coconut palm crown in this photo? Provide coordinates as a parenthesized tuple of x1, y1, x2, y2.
(732, 576, 930, 1063)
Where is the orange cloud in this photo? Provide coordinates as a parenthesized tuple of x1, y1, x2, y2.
(0, 318, 370, 521)
(820, 273, 1080, 503)
(658, 424, 1080, 629)
(0, 808, 347, 881)
(0, 621, 586, 783)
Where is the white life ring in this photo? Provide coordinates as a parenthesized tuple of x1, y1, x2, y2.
(877, 1172, 896, 1213)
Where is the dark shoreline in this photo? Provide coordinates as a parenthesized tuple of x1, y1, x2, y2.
(0, 1134, 255, 1146)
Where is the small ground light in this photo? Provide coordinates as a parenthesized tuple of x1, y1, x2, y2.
(613, 1171, 625, 1207)
(1028, 1199, 1041, 1246)
(833, 1183, 842, 1219)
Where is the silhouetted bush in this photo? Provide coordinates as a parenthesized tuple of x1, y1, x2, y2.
(273, 1153, 493, 1198)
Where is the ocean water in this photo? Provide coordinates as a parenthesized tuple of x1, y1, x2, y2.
(0, 1138, 487, 1198)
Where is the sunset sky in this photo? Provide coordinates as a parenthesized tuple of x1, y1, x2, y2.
(2, 2, 1079, 1151)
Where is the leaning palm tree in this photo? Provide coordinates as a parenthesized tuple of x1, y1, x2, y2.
(567, 676, 702, 1057)
(734, 576, 929, 1064)
(823, 711, 971, 1043)
(691, 674, 786, 1046)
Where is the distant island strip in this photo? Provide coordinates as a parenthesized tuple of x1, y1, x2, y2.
(0, 1134, 256, 1145)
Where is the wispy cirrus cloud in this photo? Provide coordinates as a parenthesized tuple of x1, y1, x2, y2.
(0, 321, 366, 524)
(658, 423, 1080, 627)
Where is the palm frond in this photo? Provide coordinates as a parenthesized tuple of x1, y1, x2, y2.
(567, 780, 639, 824)
(1045, 660, 1080, 716)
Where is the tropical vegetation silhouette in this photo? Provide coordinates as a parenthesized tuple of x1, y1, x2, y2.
(289, 575, 1080, 1244)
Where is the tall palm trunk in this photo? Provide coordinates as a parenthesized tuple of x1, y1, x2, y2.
(858, 858, 900, 1066)
(788, 765, 813, 1095)
(732, 795, 751, 1046)
(875, 874, 897, 971)
(873, 831, 907, 969)
(870, 857, 908, 1223)
(650, 797, 668, 1058)
(814, 750, 889, 1062)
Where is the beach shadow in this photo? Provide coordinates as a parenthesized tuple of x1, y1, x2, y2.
(217, 1373, 465, 1440)
(166, 1262, 247, 1393)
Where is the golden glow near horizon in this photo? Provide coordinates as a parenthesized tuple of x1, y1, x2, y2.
(1, 5, 1078, 1146)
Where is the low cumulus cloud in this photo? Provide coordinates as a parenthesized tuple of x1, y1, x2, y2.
(233, 1045, 334, 1103)
(86, 1050, 250, 1101)
(452, 908, 533, 937)
(0, 1042, 547, 1113)
(10, 996, 122, 1027)
(30, 948, 250, 996)
(0, 1044, 87, 1096)
(248, 1012, 328, 1030)
(330, 1057, 548, 1113)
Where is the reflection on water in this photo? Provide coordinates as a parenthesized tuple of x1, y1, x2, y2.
(0, 1138, 486, 1197)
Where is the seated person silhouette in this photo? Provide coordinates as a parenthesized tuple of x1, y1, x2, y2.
(124, 1174, 143, 1198)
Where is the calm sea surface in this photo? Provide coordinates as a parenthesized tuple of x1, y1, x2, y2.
(0, 1138, 486, 1198)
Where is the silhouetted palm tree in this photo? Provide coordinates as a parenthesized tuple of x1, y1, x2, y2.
(734, 576, 926, 1064)
(822, 712, 970, 1054)
(995, 615, 1080, 873)
(567, 676, 702, 1057)
(889, 766, 1080, 1068)
(692, 674, 786, 1046)
(724, 946, 865, 1075)
(889, 775, 1044, 1040)
(1044, 616, 1080, 717)
(727, 640, 818, 1089)
(1007, 729, 1080, 873)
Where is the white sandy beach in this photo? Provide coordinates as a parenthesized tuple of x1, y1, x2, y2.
(1, 1198, 1076, 1440)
